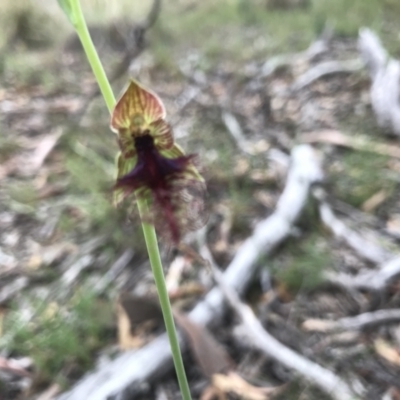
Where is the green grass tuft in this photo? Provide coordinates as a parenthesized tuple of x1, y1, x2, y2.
(3, 290, 113, 386)
(331, 150, 395, 209)
(271, 234, 330, 292)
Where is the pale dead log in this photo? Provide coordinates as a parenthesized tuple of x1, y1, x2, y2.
(326, 256, 400, 291)
(210, 265, 362, 400)
(291, 59, 363, 91)
(57, 145, 323, 400)
(359, 28, 400, 136)
(313, 187, 391, 264)
(303, 309, 400, 333)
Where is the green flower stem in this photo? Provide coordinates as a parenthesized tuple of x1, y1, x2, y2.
(136, 201, 192, 400)
(68, 1, 192, 399)
(70, 0, 115, 113)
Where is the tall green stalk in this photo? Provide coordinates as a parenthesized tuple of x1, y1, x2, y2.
(64, 1, 192, 399)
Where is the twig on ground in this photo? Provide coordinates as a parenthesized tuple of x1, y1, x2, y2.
(57, 145, 323, 400)
(359, 28, 400, 136)
(313, 187, 391, 264)
(59, 236, 106, 287)
(291, 59, 363, 91)
(61, 255, 94, 286)
(94, 249, 135, 293)
(209, 264, 362, 400)
(301, 130, 400, 158)
(221, 112, 252, 154)
(303, 309, 400, 333)
(0, 277, 29, 305)
(305, 24, 334, 61)
(326, 255, 400, 291)
(259, 24, 333, 78)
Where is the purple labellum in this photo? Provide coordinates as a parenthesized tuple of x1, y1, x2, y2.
(115, 134, 196, 243)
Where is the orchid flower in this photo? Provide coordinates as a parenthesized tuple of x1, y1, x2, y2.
(111, 80, 206, 244)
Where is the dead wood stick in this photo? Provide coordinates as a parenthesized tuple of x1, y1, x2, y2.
(221, 112, 253, 154)
(359, 28, 400, 136)
(57, 145, 322, 400)
(303, 309, 400, 333)
(0, 277, 29, 304)
(326, 255, 400, 291)
(313, 187, 391, 264)
(301, 130, 400, 159)
(93, 249, 135, 293)
(210, 265, 362, 400)
(291, 59, 363, 91)
(259, 23, 333, 78)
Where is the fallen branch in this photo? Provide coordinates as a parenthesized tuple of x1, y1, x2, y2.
(359, 28, 400, 136)
(326, 255, 400, 291)
(57, 145, 323, 400)
(0, 277, 29, 305)
(210, 265, 362, 400)
(221, 112, 253, 154)
(93, 249, 135, 293)
(291, 59, 363, 91)
(303, 309, 400, 333)
(260, 24, 333, 78)
(313, 187, 391, 264)
(301, 129, 400, 159)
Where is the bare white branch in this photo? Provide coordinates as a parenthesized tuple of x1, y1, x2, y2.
(303, 309, 400, 333)
(260, 24, 333, 78)
(291, 59, 363, 91)
(221, 112, 252, 154)
(313, 187, 391, 265)
(359, 28, 400, 136)
(326, 256, 400, 290)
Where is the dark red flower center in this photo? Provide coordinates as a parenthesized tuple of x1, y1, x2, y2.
(115, 133, 195, 243)
(121, 133, 190, 189)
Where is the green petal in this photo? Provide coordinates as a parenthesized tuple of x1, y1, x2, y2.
(159, 143, 185, 159)
(150, 119, 174, 150)
(118, 128, 137, 159)
(111, 80, 166, 133)
(113, 152, 138, 207)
